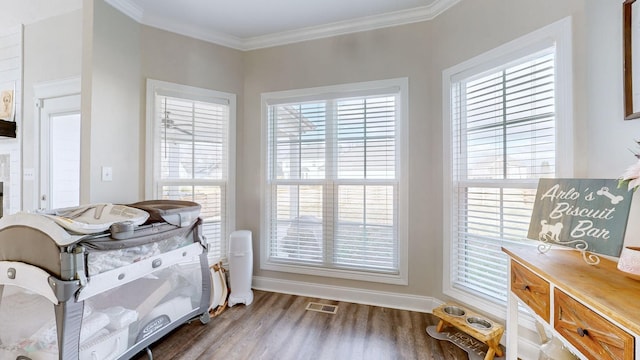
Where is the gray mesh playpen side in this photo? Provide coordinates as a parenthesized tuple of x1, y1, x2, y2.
(0, 214, 211, 360)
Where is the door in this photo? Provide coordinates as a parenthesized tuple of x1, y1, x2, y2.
(39, 94, 81, 210)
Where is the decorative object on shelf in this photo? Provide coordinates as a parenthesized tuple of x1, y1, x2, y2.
(0, 89, 13, 121)
(0, 87, 16, 138)
(617, 140, 640, 279)
(528, 179, 633, 265)
(0, 120, 15, 138)
(617, 246, 640, 280)
(620, 140, 640, 190)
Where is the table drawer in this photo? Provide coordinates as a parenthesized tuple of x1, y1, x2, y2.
(554, 289, 634, 360)
(510, 259, 550, 322)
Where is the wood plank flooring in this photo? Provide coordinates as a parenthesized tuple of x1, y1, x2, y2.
(131, 290, 469, 360)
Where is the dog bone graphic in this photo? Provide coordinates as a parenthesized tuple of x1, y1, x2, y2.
(596, 186, 623, 205)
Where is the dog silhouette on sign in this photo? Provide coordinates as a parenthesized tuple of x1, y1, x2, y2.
(539, 220, 563, 242)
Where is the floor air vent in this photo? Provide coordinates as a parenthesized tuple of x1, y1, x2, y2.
(305, 302, 338, 314)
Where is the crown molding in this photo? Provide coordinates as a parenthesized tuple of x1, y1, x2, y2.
(427, 0, 462, 19)
(243, 0, 460, 50)
(104, 0, 460, 51)
(142, 13, 245, 50)
(104, 0, 143, 22)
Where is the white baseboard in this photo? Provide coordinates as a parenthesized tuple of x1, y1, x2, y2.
(252, 276, 443, 313)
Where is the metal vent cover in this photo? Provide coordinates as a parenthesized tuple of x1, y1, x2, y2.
(305, 302, 338, 314)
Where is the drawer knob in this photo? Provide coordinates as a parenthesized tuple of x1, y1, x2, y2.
(520, 284, 529, 291)
(577, 327, 588, 337)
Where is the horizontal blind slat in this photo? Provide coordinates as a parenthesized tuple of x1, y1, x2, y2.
(267, 91, 400, 274)
(157, 92, 230, 259)
(450, 46, 556, 304)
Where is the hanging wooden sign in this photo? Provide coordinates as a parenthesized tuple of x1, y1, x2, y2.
(528, 179, 633, 261)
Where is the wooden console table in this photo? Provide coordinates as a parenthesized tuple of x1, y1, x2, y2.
(503, 245, 640, 360)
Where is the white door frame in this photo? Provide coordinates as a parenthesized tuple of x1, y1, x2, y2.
(33, 77, 81, 210)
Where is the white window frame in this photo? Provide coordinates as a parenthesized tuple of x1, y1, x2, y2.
(442, 17, 574, 319)
(145, 79, 236, 262)
(260, 78, 409, 285)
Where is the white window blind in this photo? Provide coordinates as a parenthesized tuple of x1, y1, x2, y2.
(147, 80, 235, 261)
(450, 48, 557, 304)
(263, 79, 407, 282)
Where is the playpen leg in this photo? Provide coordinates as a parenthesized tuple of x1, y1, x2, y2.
(0, 285, 3, 346)
(54, 300, 84, 360)
(146, 347, 153, 360)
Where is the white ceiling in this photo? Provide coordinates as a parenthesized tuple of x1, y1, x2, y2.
(105, 0, 460, 50)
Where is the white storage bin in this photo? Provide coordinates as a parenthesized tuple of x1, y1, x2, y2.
(228, 230, 253, 307)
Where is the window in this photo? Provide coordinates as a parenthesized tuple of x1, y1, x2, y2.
(146, 79, 236, 261)
(262, 79, 408, 284)
(443, 18, 573, 316)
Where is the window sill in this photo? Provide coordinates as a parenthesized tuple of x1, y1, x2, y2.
(261, 259, 408, 286)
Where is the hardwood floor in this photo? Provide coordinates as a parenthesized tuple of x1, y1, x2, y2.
(131, 290, 469, 360)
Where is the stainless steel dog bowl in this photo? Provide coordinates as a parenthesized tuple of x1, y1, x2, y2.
(442, 306, 466, 317)
(466, 316, 492, 330)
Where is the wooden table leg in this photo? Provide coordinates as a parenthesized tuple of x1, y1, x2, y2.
(486, 337, 503, 358)
(484, 347, 496, 360)
(435, 319, 449, 333)
(433, 304, 505, 360)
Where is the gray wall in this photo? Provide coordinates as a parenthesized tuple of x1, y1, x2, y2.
(241, 0, 593, 300)
(22, 0, 244, 207)
(585, 0, 638, 177)
(22, 0, 639, 303)
(84, 0, 142, 204)
(140, 27, 244, 96)
(23, 1, 144, 207)
(426, 0, 587, 300)
(139, 26, 244, 202)
(23, 9, 83, 209)
(242, 24, 433, 294)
